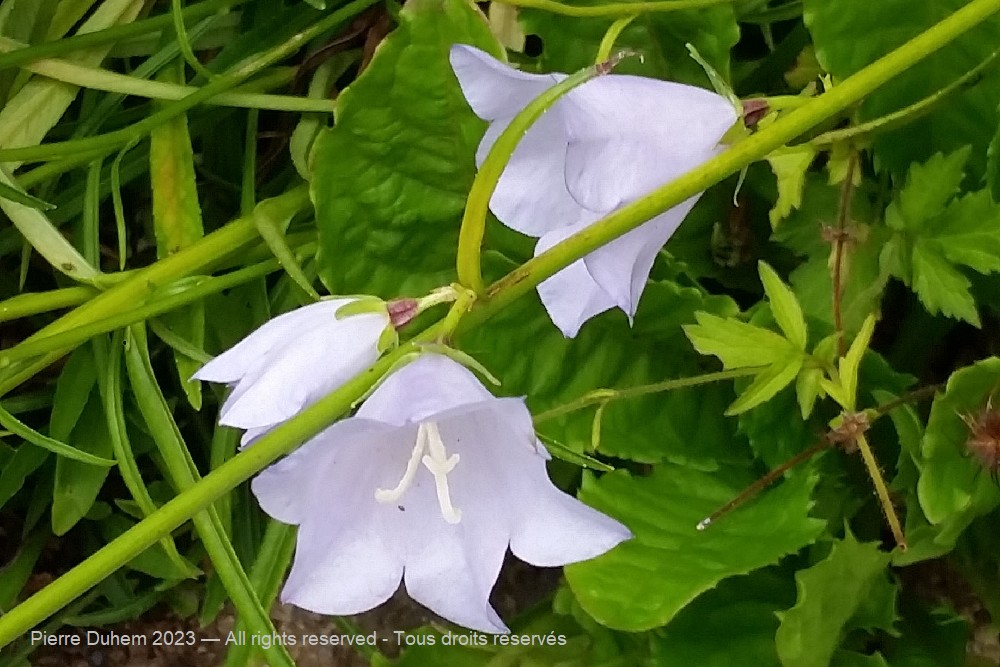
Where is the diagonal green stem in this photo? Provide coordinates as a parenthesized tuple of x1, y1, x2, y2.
(465, 0, 1000, 328)
(491, 0, 737, 16)
(0, 0, 997, 647)
(533, 367, 761, 423)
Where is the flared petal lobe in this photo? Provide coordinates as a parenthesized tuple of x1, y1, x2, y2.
(251, 354, 631, 633)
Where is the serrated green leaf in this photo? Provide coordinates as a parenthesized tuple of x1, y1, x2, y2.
(312, 0, 502, 297)
(775, 532, 898, 667)
(935, 190, 1000, 274)
(684, 312, 796, 369)
(564, 464, 824, 631)
(765, 144, 817, 229)
(910, 238, 979, 326)
(884, 148, 970, 231)
(759, 261, 807, 350)
(917, 358, 1000, 530)
(727, 352, 804, 416)
(803, 0, 1000, 178)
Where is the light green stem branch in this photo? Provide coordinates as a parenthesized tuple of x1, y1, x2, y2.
(533, 367, 762, 423)
(855, 434, 907, 549)
(491, 0, 736, 16)
(466, 0, 1000, 328)
(0, 0, 997, 646)
(0, 37, 334, 113)
(0, 286, 97, 323)
(810, 44, 1000, 147)
(0, 0, 246, 71)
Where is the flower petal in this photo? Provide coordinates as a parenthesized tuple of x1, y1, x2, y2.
(257, 421, 406, 615)
(355, 354, 497, 426)
(561, 76, 737, 211)
(582, 200, 699, 318)
(193, 299, 345, 384)
(218, 309, 387, 429)
(449, 44, 558, 121)
(477, 111, 599, 237)
(534, 225, 617, 337)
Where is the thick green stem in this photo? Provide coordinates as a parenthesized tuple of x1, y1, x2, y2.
(491, 0, 736, 16)
(0, 286, 97, 323)
(467, 0, 1000, 327)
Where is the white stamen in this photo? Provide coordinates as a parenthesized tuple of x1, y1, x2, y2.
(375, 423, 428, 503)
(421, 422, 462, 524)
(374, 422, 463, 524)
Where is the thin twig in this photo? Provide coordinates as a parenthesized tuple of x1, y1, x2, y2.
(831, 151, 858, 356)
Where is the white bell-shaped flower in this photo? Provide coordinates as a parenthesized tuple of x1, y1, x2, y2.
(194, 298, 390, 445)
(450, 44, 738, 337)
(252, 354, 631, 634)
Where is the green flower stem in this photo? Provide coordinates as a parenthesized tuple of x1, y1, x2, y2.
(0, 258, 281, 367)
(456, 53, 630, 293)
(596, 16, 637, 62)
(0, 38, 334, 113)
(466, 0, 1000, 328)
(491, 0, 736, 16)
(0, 186, 309, 396)
(0, 0, 246, 71)
(1, 0, 996, 646)
(810, 45, 1000, 147)
(0, 0, 378, 164)
(855, 433, 907, 549)
(0, 286, 97, 323)
(0, 336, 429, 649)
(533, 367, 763, 423)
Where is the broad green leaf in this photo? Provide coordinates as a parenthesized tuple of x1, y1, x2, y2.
(650, 568, 795, 667)
(466, 280, 744, 467)
(795, 366, 824, 420)
(739, 386, 814, 468)
(881, 600, 968, 667)
(312, 0, 502, 297)
(775, 532, 898, 667)
(765, 144, 817, 229)
(49, 346, 97, 441)
(150, 64, 206, 410)
(727, 352, 804, 416)
(684, 312, 797, 369)
(520, 0, 739, 89)
(51, 392, 114, 535)
(803, 0, 1000, 178)
(759, 261, 807, 350)
(564, 464, 824, 631)
(884, 148, 970, 232)
(917, 358, 1000, 531)
(0, 445, 47, 511)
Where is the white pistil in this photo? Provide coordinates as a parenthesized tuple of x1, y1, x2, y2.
(374, 421, 462, 524)
(421, 422, 462, 524)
